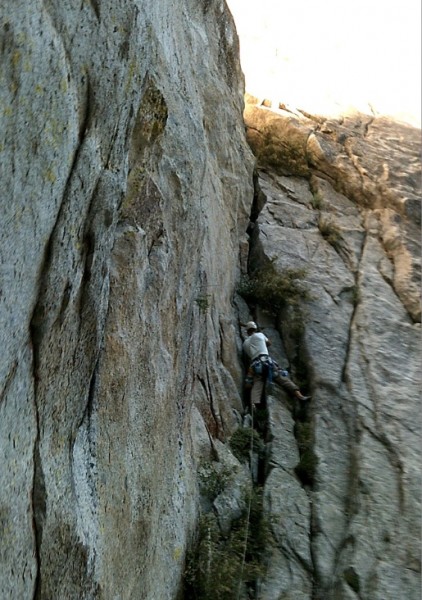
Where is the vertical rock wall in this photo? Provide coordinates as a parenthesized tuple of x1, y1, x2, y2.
(0, 1, 254, 598)
(244, 99, 421, 600)
(1, 3, 420, 599)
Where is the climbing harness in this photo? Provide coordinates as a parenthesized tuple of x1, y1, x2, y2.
(251, 354, 275, 383)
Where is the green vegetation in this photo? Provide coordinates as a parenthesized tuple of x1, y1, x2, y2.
(198, 462, 233, 502)
(310, 191, 324, 210)
(259, 130, 310, 177)
(184, 488, 271, 599)
(237, 261, 311, 314)
(352, 284, 361, 306)
(295, 446, 317, 485)
(294, 421, 313, 453)
(318, 217, 342, 249)
(195, 294, 210, 313)
(229, 427, 265, 463)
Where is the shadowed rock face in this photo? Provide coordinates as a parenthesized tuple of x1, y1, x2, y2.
(244, 98, 421, 600)
(0, 1, 254, 598)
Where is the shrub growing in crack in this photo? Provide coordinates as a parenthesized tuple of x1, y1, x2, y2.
(352, 284, 361, 306)
(237, 261, 311, 314)
(198, 461, 233, 502)
(318, 217, 342, 249)
(311, 191, 324, 210)
(195, 294, 210, 312)
(183, 488, 271, 599)
(229, 427, 265, 463)
(259, 130, 310, 177)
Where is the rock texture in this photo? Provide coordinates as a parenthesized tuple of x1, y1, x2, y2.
(244, 97, 421, 600)
(0, 2, 253, 598)
(1, 3, 420, 600)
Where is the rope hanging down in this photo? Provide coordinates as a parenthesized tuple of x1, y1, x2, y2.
(236, 408, 255, 600)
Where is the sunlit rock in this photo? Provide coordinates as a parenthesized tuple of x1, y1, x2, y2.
(245, 100, 421, 599)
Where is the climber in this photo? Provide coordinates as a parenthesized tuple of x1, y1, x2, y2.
(242, 321, 311, 408)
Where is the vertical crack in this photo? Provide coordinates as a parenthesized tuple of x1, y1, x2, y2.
(27, 197, 67, 598)
(197, 374, 223, 438)
(341, 226, 368, 385)
(29, 318, 44, 600)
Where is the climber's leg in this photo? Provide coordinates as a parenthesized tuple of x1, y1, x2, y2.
(274, 372, 311, 401)
(251, 375, 265, 406)
(274, 372, 299, 394)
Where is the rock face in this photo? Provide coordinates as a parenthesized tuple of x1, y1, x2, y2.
(244, 98, 421, 600)
(1, 3, 420, 600)
(0, 2, 253, 598)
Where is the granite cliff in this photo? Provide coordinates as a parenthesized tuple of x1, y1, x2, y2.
(242, 96, 421, 600)
(1, 1, 253, 598)
(0, 2, 420, 600)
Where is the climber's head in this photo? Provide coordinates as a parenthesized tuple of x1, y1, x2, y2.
(246, 321, 258, 335)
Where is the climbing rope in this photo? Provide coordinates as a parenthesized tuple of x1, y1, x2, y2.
(236, 406, 255, 600)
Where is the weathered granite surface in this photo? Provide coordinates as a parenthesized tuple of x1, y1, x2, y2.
(245, 97, 421, 323)
(0, 1, 253, 598)
(244, 98, 421, 600)
(1, 3, 420, 600)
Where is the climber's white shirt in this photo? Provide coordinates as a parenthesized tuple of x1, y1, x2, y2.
(243, 332, 269, 361)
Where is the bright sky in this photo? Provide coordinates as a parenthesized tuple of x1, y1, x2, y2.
(227, 0, 421, 126)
